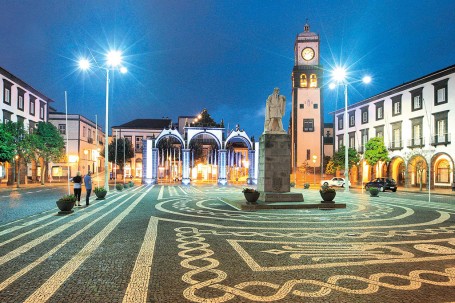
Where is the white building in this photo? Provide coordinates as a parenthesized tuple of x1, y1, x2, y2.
(333, 65, 455, 189)
(111, 118, 172, 178)
(1, 66, 53, 184)
(48, 111, 105, 179)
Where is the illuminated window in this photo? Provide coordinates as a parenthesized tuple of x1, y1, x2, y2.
(300, 74, 307, 88)
(310, 74, 317, 88)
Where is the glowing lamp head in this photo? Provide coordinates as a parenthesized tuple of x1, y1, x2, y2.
(106, 50, 122, 67)
(329, 83, 336, 90)
(362, 75, 372, 84)
(78, 58, 90, 70)
(120, 66, 128, 74)
(332, 67, 346, 82)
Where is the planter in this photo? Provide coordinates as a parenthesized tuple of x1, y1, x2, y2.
(369, 188, 379, 197)
(244, 191, 260, 203)
(95, 191, 107, 200)
(56, 200, 75, 212)
(320, 191, 336, 202)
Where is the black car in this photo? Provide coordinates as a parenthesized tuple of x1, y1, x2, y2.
(365, 178, 397, 192)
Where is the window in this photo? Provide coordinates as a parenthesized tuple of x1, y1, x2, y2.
(309, 74, 317, 88)
(2, 110, 12, 124)
(125, 136, 132, 145)
(361, 129, 369, 149)
(337, 135, 344, 149)
(29, 95, 36, 116)
(299, 104, 304, 109)
(375, 101, 384, 120)
(300, 74, 307, 88)
(313, 103, 318, 109)
(433, 111, 449, 145)
(306, 149, 310, 160)
(17, 88, 25, 111)
(349, 111, 355, 127)
(410, 87, 423, 111)
(303, 119, 314, 132)
(349, 132, 355, 149)
(433, 78, 448, 105)
(436, 160, 450, 183)
(17, 116, 25, 125)
(361, 106, 369, 124)
(83, 126, 86, 137)
(410, 117, 423, 147)
(338, 115, 344, 130)
(392, 95, 402, 116)
(136, 136, 143, 150)
(375, 125, 384, 138)
(59, 124, 66, 135)
(391, 122, 402, 149)
(39, 101, 45, 120)
(29, 121, 36, 133)
(3, 79, 12, 105)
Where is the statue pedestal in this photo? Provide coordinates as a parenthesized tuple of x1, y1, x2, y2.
(257, 133, 303, 202)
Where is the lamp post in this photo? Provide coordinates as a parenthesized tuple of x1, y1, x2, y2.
(330, 68, 371, 193)
(79, 51, 127, 192)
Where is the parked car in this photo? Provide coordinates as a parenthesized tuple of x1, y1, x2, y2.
(320, 177, 350, 187)
(365, 178, 397, 192)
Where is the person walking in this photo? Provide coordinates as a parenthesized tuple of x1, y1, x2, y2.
(70, 171, 82, 206)
(84, 171, 92, 206)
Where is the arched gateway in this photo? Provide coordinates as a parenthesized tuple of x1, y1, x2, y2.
(142, 125, 257, 185)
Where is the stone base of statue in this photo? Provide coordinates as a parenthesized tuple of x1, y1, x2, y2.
(257, 133, 304, 203)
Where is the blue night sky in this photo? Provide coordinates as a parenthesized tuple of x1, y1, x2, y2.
(1, 1, 454, 138)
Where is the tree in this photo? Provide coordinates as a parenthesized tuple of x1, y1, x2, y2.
(364, 137, 390, 178)
(413, 159, 426, 191)
(34, 122, 65, 184)
(102, 138, 134, 172)
(0, 123, 16, 163)
(332, 146, 360, 171)
(191, 109, 222, 127)
(4, 121, 31, 187)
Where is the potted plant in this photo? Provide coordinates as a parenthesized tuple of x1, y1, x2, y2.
(369, 187, 379, 197)
(129, 181, 134, 187)
(242, 187, 260, 203)
(290, 181, 296, 188)
(319, 185, 336, 202)
(304, 183, 310, 189)
(94, 186, 107, 200)
(116, 183, 124, 191)
(56, 194, 77, 212)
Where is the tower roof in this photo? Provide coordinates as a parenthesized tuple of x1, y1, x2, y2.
(297, 21, 318, 38)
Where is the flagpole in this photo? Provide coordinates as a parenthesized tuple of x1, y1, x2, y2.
(65, 91, 70, 195)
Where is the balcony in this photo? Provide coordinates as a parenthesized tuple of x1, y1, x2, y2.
(431, 133, 451, 146)
(87, 137, 93, 144)
(388, 140, 403, 151)
(407, 137, 425, 148)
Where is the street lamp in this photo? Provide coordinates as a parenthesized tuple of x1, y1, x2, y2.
(330, 67, 371, 193)
(79, 50, 127, 192)
(312, 155, 317, 185)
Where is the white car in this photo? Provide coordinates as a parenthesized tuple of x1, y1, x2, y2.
(321, 177, 351, 187)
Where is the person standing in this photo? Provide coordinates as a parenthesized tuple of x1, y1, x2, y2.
(70, 171, 82, 206)
(84, 171, 92, 206)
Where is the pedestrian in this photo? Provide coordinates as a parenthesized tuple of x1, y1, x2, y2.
(452, 181, 455, 192)
(70, 171, 82, 206)
(84, 171, 92, 206)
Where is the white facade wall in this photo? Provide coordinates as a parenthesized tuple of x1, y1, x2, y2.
(49, 113, 105, 177)
(333, 65, 455, 187)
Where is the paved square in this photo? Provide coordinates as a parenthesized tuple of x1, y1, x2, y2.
(1, 184, 455, 302)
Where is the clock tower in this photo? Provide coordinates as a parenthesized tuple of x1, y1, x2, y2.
(291, 22, 323, 173)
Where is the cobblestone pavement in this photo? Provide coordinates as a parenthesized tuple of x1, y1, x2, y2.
(1, 184, 455, 302)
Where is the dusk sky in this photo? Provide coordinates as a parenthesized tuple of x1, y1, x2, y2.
(1, 1, 454, 138)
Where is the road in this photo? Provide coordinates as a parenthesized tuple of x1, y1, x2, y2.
(1, 184, 455, 302)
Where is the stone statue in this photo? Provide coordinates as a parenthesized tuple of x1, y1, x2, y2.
(264, 87, 286, 133)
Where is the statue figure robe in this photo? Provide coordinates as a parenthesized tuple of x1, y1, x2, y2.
(264, 87, 286, 133)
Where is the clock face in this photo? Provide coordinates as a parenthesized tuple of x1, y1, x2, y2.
(301, 47, 315, 61)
